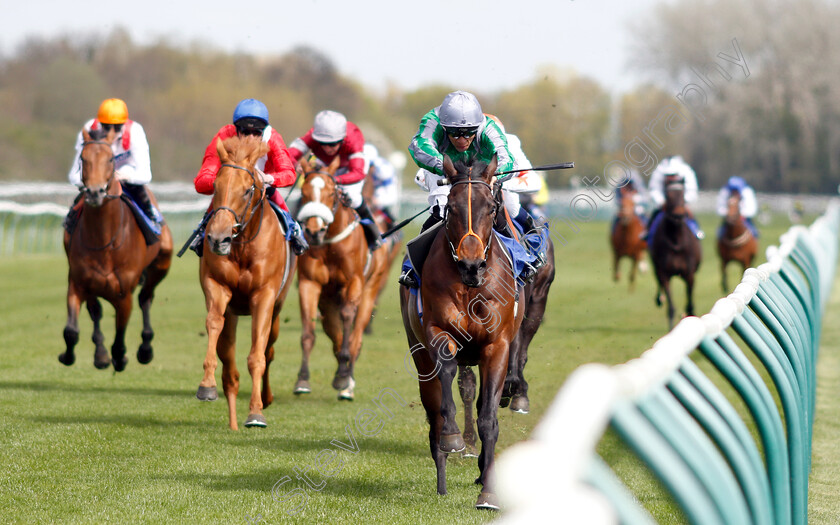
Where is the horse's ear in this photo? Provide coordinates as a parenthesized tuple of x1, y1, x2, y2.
(250, 141, 270, 167)
(327, 154, 340, 175)
(483, 154, 498, 182)
(215, 138, 229, 164)
(442, 155, 456, 179)
(82, 128, 91, 142)
(299, 155, 312, 175)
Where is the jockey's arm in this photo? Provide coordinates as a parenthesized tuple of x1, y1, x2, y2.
(264, 130, 298, 187)
(333, 128, 367, 185)
(67, 128, 86, 187)
(408, 109, 446, 176)
(194, 131, 224, 195)
(716, 188, 729, 216)
(740, 187, 758, 217)
(114, 122, 152, 185)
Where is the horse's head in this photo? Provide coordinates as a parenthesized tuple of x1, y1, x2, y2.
(297, 155, 341, 246)
(664, 174, 686, 216)
(443, 154, 499, 287)
(726, 191, 742, 224)
(80, 128, 118, 207)
(618, 186, 637, 223)
(205, 135, 269, 256)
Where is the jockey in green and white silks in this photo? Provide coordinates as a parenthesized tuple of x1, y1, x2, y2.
(400, 90, 538, 288)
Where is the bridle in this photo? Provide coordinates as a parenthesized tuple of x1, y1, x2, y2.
(210, 162, 266, 243)
(444, 176, 497, 263)
(80, 139, 118, 199)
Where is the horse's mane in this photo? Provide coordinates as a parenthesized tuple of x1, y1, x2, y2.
(221, 134, 265, 163)
(88, 128, 108, 141)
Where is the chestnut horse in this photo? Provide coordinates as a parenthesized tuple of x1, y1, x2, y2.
(400, 155, 524, 510)
(195, 135, 297, 430)
(61, 128, 172, 371)
(648, 176, 702, 329)
(717, 193, 758, 292)
(611, 187, 647, 290)
(294, 157, 392, 400)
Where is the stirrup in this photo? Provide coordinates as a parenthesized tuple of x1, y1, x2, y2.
(519, 264, 538, 284)
(399, 269, 417, 288)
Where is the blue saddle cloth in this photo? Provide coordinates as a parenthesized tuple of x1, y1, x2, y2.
(120, 194, 160, 245)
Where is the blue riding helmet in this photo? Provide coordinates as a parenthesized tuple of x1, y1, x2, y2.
(233, 99, 269, 125)
(727, 176, 747, 192)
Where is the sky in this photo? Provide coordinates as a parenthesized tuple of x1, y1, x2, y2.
(0, 0, 665, 95)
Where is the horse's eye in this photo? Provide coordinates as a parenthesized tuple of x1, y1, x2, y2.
(244, 188, 253, 199)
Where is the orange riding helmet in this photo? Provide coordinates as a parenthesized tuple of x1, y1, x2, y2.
(97, 98, 129, 124)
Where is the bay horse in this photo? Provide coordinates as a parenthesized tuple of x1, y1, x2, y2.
(648, 175, 702, 329)
(458, 233, 555, 457)
(611, 187, 647, 290)
(717, 192, 758, 292)
(195, 135, 297, 430)
(400, 155, 524, 510)
(294, 156, 391, 400)
(61, 128, 172, 371)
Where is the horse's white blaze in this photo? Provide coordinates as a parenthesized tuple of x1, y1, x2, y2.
(310, 177, 325, 204)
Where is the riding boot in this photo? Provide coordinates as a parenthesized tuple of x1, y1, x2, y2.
(355, 201, 383, 251)
(398, 211, 443, 288)
(123, 183, 163, 225)
(288, 219, 309, 256)
(63, 193, 84, 233)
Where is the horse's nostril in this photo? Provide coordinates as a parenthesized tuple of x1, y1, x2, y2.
(479, 261, 487, 270)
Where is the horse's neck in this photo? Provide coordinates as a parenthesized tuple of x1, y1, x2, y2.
(81, 195, 125, 244)
(327, 205, 357, 234)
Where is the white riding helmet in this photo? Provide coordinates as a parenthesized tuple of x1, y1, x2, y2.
(312, 110, 347, 143)
(439, 91, 483, 128)
(363, 143, 379, 160)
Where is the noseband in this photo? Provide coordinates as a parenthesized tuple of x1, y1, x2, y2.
(210, 162, 265, 241)
(445, 178, 495, 263)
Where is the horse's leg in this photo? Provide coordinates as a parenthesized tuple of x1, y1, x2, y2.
(612, 250, 620, 282)
(295, 279, 321, 395)
(721, 259, 729, 293)
(458, 365, 479, 457)
(662, 276, 675, 329)
(218, 311, 241, 430)
(685, 273, 696, 318)
(136, 240, 172, 365)
(87, 298, 110, 369)
(60, 281, 83, 366)
(629, 255, 638, 291)
(333, 277, 363, 392)
(432, 331, 464, 454)
(340, 274, 381, 399)
(242, 287, 280, 428)
(197, 284, 232, 403)
(418, 369, 447, 495)
(474, 341, 510, 510)
(109, 294, 133, 372)
(262, 309, 280, 409)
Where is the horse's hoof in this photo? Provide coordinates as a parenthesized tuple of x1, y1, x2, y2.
(244, 414, 267, 428)
(440, 433, 466, 454)
(475, 491, 500, 511)
(137, 345, 153, 364)
(293, 380, 311, 395)
(510, 395, 530, 414)
(112, 356, 128, 372)
(196, 386, 218, 401)
(332, 374, 350, 391)
(93, 354, 111, 370)
(338, 378, 356, 401)
(58, 352, 75, 366)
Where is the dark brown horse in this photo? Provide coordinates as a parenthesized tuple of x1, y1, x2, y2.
(294, 157, 392, 400)
(61, 128, 172, 371)
(648, 175, 702, 328)
(611, 187, 647, 290)
(400, 155, 524, 510)
(717, 192, 758, 292)
(195, 135, 297, 430)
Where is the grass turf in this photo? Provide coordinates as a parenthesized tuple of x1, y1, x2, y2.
(0, 212, 837, 524)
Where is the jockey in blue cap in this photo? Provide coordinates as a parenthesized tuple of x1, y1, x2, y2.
(716, 175, 759, 238)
